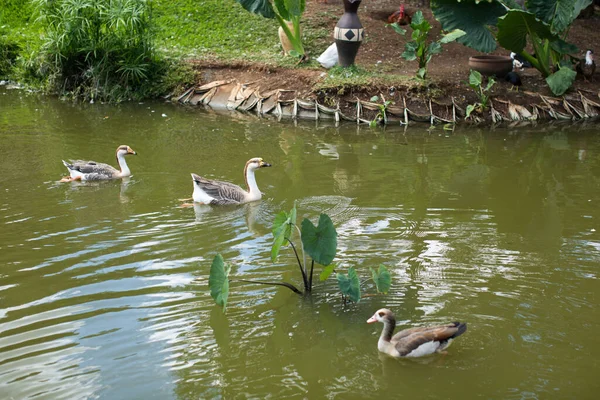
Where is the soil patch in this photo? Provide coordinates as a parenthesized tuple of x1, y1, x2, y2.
(186, 1, 600, 122)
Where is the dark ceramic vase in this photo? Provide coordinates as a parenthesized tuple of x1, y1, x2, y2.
(334, 0, 364, 67)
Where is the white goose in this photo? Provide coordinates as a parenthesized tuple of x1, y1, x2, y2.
(190, 157, 272, 205)
(60, 145, 137, 182)
(367, 309, 467, 358)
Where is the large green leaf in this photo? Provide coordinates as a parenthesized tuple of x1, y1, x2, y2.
(209, 254, 231, 312)
(410, 11, 431, 33)
(439, 29, 466, 44)
(526, 0, 592, 33)
(546, 66, 577, 96)
(497, 10, 558, 53)
(431, 0, 507, 53)
(236, 0, 275, 19)
(320, 263, 336, 281)
(301, 214, 337, 266)
(550, 39, 578, 55)
(271, 203, 297, 262)
(337, 267, 361, 303)
(371, 264, 392, 294)
(273, 0, 290, 20)
(284, 0, 305, 17)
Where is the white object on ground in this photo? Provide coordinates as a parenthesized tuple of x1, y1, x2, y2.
(317, 43, 338, 69)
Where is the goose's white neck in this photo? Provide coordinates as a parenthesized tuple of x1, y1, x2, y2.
(117, 153, 131, 177)
(586, 52, 594, 65)
(245, 166, 261, 200)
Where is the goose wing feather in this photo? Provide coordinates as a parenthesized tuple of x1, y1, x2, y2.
(68, 160, 119, 176)
(192, 174, 247, 205)
(393, 323, 465, 356)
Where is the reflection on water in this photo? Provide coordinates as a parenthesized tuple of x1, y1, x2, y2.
(1, 88, 599, 399)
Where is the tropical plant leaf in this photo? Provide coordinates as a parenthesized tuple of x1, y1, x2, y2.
(236, 0, 275, 19)
(573, 0, 594, 17)
(526, 0, 592, 34)
(410, 11, 431, 32)
(337, 267, 360, 303)
(371, 264, 392, 294)
(466, 104, 476, 118)
(550, 39, 578, 55)
(439, 29, 466, 44)
(390, 22, 407, 35)
(417, 68, 427, 79)
(469, 69, 482, 88)
(209, 254, 231, 312)
(496, 10, 557, 54)
(273, 0, 290, 20)
(546, 66, 577, 96)
(301, 214, 337, 266)
(431, 0, 507, 53)
(320, 263, 336, 281)
(402, 48, 417, 61)
(427, 41, 442, 55)
(271, 203, 297, 262)
(284, 0, 306, 17)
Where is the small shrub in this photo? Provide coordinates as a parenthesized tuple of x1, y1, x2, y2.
(390, 10, 465, 80)
(32, 0, 164, 101)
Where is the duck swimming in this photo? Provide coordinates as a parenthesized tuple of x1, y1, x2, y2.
(60, 145, 137, 182)
(189, 157, 272, 205)
(367, 308, 467, 358)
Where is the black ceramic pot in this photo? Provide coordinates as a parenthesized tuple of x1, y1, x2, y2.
(334, 0, 364, 67)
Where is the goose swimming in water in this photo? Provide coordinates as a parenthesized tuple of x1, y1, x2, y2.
(367, 308, 467, 358)
(189, 157, 272, 205)
(60, 145, 137, 182)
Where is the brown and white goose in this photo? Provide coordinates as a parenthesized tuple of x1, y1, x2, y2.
(577, 49, 595, 81)
(190, 157, 272, 205)
(60, 145, 137, 182)
(367, 308, 467, 358)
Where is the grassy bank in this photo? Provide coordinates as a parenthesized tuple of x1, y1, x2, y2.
(0, 0, 288, 99)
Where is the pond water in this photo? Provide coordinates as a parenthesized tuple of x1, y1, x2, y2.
(1, 87, 599, 399)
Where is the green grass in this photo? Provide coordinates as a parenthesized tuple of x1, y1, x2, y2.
(0, 0, 403, 98)
(153, 0, 279, 62)
(316, 65, 415, 93)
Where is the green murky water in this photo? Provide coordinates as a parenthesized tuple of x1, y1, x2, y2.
(1, 87, 599, 399)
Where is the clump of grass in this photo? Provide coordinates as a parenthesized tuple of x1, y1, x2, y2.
(315, 65, 414, 94)
(28, 0, 163, 102)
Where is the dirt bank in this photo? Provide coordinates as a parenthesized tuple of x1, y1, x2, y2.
(184, 1, 600, 123)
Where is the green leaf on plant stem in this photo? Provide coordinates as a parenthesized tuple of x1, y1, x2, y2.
(427, 41, 442, 56)
(320, 263, 336, 281)
(431, 0, 507, 53)
(390, 22, 407, 35)
(527, 0, 592, 34)
(371, 264, 391, 294)
(417, 68, 427, 79)
(485, 76, 496, 91)
(284, 0, 306, 17)
(410, 11, 430, 32)
(439, 29, 466, 44)
(236, 0, 275, 19)
(550, 39, 578, 55)
(288, 49, 301, 58)
(209, 254, 231, 312)
(546, 66, 577, 96)
(337, 267, 360, 303)
(466, 104, 476, 119)
(370, 95, 379, 102)
(301, 214, 337, 266)
(273, 0, 290, 20)
(469, 69, 482, 88)
(497, 10, 557, 54)
(271, 203, 297, 262)
(402, 48, 417, 61)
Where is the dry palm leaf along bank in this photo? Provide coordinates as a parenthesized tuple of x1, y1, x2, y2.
(175, 79, 600, 125)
